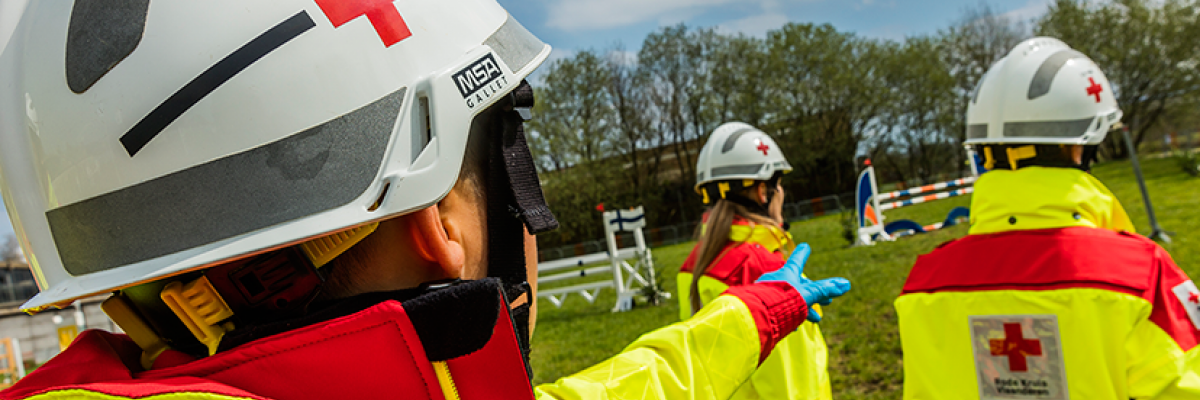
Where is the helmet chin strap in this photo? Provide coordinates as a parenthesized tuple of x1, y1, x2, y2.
(1080, 144, 1099, 171)
(484, 80, 558, 377)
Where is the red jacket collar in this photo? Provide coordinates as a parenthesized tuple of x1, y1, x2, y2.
(3, 280, 534, 400)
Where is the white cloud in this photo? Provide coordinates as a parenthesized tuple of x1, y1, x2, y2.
(546, 0, 739, 31)
(605, 49, 639, 66)
(853, 0, 896, 11)
(717, 13, 789, 38)
(528, 48, 577, 85)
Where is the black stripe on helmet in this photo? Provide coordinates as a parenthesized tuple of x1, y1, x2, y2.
(120, 11, 316, 156)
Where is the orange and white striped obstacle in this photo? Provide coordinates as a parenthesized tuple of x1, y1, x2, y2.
(856, 163, 974, 245)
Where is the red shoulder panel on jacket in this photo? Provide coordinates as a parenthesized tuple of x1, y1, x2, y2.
(902, 227, 1154, 295)
(0, 330, 265, 400)
(137, 300, 446, 399)
(902, 227, 1200, 351)
(2, 301, 451, 400)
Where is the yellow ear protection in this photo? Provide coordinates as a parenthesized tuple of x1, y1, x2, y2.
(698, 179, 757, 205)
(698, 172, 785, 205)
(698, 172, 785, 222)
(979, 144, 1093, 171)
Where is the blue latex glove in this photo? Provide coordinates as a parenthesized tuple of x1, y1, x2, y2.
(756, 243, 851, 323)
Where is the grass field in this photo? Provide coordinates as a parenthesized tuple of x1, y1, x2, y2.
(529, 156, 1199, 399)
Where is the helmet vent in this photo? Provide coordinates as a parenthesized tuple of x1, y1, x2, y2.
(367, 181, 391, 212)
(412, 96, 432, 163)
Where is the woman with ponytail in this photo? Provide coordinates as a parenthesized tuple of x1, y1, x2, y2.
(678, 122, 833, 400)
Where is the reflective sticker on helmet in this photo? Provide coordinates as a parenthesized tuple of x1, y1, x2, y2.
(967, 124, 988, 139)
(1171, 280, 1200, 330)
(1003, 118, 1094, 139)
(721, 127, 756, 153)
(970, 315, 1068, 400)
(709, 163, 765, 179)
(454, 54, 509, 110)
(66, 0, 150, 93)
(484, 14, 545, 74)
(1027, 49, 1086, 100)
(50, 87, 404, 275)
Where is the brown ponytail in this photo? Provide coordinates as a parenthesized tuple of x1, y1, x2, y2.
(689, 186, 780, 316)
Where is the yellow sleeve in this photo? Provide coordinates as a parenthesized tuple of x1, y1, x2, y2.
(534, 295, 761, 400)
(675, 272, 731, 321)
(1127, 317, 1200, 399)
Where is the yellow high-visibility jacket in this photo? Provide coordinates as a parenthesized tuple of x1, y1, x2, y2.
(674, 217, 832, 400)
(895, 167, 1200, 400)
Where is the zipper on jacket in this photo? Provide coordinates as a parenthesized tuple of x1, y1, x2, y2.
(432, 361, 461, 400)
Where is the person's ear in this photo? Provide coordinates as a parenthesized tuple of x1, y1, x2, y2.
(406, 206, 466, 279)
(757, 182, 769, 204)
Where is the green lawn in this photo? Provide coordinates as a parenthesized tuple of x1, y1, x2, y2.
(530, 156, 1198, 399)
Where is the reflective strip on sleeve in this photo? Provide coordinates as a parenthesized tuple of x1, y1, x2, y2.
(1171, 280, 1200, 331)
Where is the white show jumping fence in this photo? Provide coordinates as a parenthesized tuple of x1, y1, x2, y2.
(856, 163, 976, 245)
(536, 206, 665, 312)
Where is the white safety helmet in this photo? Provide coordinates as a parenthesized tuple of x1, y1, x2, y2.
(0, 0, 550, 312)
(694, 122, 792, 204)
(966, 37, 1122, 146)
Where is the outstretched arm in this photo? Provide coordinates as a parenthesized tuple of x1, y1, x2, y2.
(534, 283, 797, 400)
(536, 244, 850, 400)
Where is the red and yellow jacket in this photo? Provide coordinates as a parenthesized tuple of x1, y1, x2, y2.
(896, 167, 1200, 399)
(3, 277, 808, 400)
(678, 217, 832, 400)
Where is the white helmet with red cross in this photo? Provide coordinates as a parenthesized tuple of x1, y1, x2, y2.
(0, 0, 550, 312)
(694, 122, 792, 204)
(966, 37, 1122, 146)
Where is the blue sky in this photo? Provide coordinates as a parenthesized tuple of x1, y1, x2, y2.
(0, 0, 1052, 244)
(497, 0, 1050, 64)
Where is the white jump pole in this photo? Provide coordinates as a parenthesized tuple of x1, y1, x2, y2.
(603, 210, 627, 311)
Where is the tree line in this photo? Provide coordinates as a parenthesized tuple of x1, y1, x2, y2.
(528, 0, 1200, 248)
